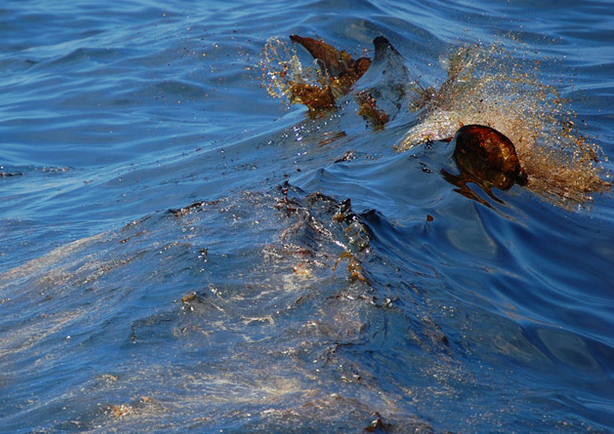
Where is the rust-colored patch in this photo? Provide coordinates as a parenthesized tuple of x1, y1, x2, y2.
(287, 35, 371, 112)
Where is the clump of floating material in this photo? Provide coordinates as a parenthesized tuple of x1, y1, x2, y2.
(453, 125, 528, 190)
(442, 125, 529, 207)
(397, 42, 610, 207)
(261, 35, 408, 129)
(260, 35, 371, 112)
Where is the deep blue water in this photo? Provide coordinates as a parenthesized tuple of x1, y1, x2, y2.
(1, 1, 614, 433)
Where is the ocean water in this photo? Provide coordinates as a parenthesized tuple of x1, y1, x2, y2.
(1, 0, 614, 433)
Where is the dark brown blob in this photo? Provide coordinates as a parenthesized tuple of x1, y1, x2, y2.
(442, 125, 528, 206)
(454, 125, 527, 189)
(288, 35, 372, 111)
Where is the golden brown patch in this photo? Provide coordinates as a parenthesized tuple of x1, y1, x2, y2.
(282, 35, 372, 112)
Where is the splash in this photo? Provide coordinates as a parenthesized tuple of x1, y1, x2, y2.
(397, 42, 610, 207)
(260, 36, 325, 108)
(260, 36, 371, 112)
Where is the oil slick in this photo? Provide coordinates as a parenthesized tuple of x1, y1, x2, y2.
(261, 35, 369, 112)
(398, 43, 610, 208)
(261, 36, 610, 209)
(354, 36, 409, 129)
(0, 187, 458, 432)
(262, 35, 405, 129)
(441, 125, 529, 207)
(287, 34, 371, 110)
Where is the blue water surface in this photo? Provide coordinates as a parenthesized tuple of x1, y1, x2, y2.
(1, 1, 614, 433)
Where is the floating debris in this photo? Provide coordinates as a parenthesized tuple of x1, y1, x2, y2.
(261, 34, 407, 128)
(441, 125, 529, 206)
(397, 42, 610, 207)
(452, 125, 528, 189)
(261, 35, 370, 112)
(261, 34, 609, 206)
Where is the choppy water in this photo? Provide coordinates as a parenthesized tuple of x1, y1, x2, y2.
(1, 1, 614, 433)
